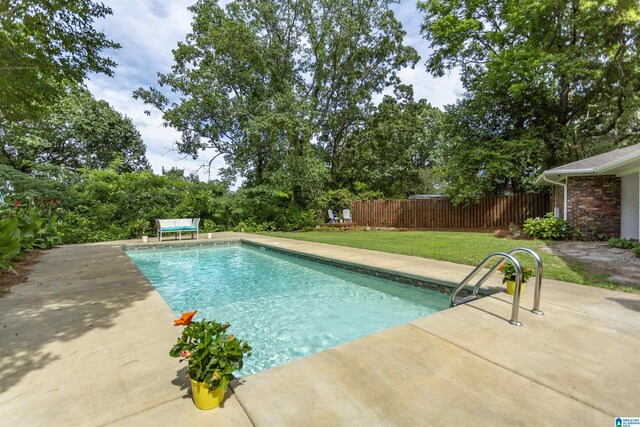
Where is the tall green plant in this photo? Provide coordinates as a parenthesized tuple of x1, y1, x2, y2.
(0, 217, 22, 270)
(0, 200, 61, 270)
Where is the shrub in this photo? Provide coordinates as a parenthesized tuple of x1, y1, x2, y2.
(231, 220, 272, 232)
(54, 169, 229, 243)
(3, 166, 391, 244)
(276, 207, 316, 232)
(607, 237, 639, 250)
(201, 219, 224, 233)
(523, 213, 574, 240)
(608, 237, 640, 258)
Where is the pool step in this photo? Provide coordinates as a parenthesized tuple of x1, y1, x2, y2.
(451, 295, 478, 307)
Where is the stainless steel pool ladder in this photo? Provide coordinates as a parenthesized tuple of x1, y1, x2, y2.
(449, 248, 544, 326)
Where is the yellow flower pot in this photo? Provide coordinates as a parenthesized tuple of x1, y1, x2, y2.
(190, 378, 227, 410)
(506, 280, 525, 295)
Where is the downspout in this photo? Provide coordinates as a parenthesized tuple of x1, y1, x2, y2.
(541, 175, 568, 220)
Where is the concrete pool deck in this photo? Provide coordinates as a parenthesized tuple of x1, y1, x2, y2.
(0, 232, 638, 425)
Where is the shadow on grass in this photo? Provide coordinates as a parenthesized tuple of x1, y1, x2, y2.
(0, 245, 155, 394)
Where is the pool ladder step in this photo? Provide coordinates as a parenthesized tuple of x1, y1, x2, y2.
(449, 248, 544, 327)
(452, 295, 478, 306)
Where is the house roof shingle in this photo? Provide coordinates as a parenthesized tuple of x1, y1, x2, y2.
(537, 143, 640, 184)
(545, 144, 640, 174)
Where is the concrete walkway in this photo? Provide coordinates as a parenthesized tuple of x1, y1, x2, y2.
(1, 232, 639, 425)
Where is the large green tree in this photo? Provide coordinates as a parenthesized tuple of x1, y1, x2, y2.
(419, 0, 640, 200)
(338, 86, 444, 197)
(1, 87, 149, 173)
(135, 0, 418, 207)
(0, 0, 119, 123)
(433, 99, 547, 203)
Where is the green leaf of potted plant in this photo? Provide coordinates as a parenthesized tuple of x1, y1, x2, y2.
(170, 310, 252, 410)
(497, 262, 534, 295)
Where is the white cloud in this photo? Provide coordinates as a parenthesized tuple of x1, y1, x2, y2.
(87, 0, 463, 182)
(390, 1, 465, 108)
(397, 66, 464, 107)
(87, 0, 226, 181)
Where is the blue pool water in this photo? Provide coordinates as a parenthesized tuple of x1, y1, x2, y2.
(126, 244, 449, 375)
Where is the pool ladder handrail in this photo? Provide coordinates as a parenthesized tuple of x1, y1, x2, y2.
(472, 248, 544, 316)
(449, 248, 544, 326)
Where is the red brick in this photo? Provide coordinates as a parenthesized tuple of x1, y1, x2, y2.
(564, 176, 620, 240)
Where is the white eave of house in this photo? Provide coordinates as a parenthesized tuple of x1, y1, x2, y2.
(535, 143, 640, 221)
(535, 143, 640, 185)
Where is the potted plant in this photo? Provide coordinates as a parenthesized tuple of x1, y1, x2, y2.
(497, 262, 534, 295)
(170, 311, 252, 410)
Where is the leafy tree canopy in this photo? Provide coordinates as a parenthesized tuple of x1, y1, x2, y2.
(0, 164, 68, 202)
(1, 87, 149, 173)
(338, 86, 445, 197)
(135, 0, 419, 207)
(162, 166, 201, 183)
(419, 0, 640, 200)
(434, 100, 547, 203)
(0, 0, 120, 123)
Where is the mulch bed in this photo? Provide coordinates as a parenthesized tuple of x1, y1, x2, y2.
(0, 250, 42, 298)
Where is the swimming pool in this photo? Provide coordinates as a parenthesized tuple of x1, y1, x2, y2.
(126, 243, 449, 375)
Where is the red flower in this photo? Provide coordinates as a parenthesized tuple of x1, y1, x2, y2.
(179, 350, 192, 358)
(49, 199, 54, 205)
(14, 200, 21, 207)
(174, 310, 197, 326)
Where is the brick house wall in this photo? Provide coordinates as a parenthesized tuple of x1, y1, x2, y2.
(566, 175, 621, 239)
(550, 185, 564, 217)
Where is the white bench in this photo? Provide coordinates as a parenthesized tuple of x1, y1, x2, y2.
(156, 218, 200, 242)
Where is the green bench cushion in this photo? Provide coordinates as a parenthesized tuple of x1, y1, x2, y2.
(162, 226, 197, 231)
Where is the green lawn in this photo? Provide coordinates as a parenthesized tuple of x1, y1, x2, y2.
(265, 231, 638, 293)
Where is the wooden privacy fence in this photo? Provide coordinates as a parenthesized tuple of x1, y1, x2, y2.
(351, 193, 549, 229)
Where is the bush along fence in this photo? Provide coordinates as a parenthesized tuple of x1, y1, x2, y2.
(351, 193, 549, 229)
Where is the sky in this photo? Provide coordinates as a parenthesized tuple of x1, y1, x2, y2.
(86, 0, 464, 182)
